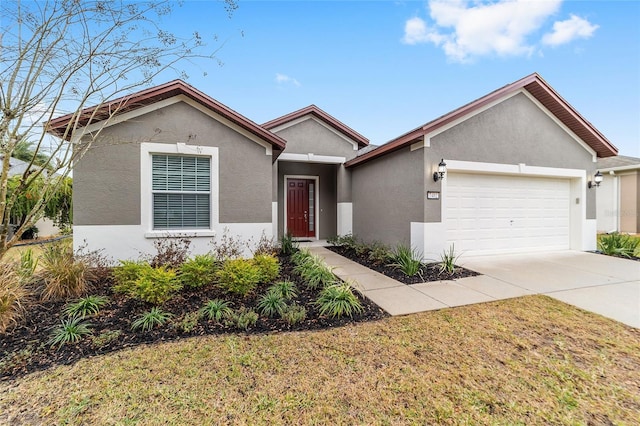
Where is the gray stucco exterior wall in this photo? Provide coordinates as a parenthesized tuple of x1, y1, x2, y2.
(277, 162, 337, 239)
(351, 147, 425, 245)
(428, 93, 597, 219)
(273, 118, 358, 160)
(74, 100, 273, 226)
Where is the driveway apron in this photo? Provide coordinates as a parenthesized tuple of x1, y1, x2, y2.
(309, 247, 640, 328)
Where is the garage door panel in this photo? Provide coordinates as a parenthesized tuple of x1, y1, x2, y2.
(446, 173, 570, 255)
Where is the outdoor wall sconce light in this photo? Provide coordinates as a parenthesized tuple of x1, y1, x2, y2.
(433, 158, 447, 182)
(588, 170, 603, 189)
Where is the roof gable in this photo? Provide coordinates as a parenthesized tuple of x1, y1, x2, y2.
(46, 80, 287, 152)
(346, 73, 617, 168)
(263, 105, 369, 148)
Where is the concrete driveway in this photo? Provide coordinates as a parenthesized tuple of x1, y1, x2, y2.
(461, 251, 640, 328)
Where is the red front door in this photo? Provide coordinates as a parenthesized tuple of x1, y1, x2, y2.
(287, 179, 316, 238)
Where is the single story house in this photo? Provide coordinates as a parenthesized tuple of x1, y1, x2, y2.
(596, 155, 640, 234)
(47, 73, 617, 261)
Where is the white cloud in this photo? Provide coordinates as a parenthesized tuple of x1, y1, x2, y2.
(542, 14, 599, 46)
(402, 0, 597, 62)
(275, 73, 301, 87)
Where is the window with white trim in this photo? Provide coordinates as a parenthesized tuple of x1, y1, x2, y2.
(151, 154, 210, 229)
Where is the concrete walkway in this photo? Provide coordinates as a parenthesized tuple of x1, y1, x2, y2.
(307, 247, 640, 328)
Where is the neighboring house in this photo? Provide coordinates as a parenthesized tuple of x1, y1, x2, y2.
(47, 73, 617, 261)
(0, 156, 61, 238)
(596, 155, 640, 234)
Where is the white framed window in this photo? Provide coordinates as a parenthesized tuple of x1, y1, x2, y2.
(152, 155, 210, 229)
(141, 142, 219, 237)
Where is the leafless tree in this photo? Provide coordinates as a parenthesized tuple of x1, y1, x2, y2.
(0, 0, 237, 257)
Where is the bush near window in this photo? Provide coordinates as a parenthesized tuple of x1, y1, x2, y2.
(129, 266, 181, 305)
(179, 254, 219, 289)
(252, 254, 280, 283)
(112, 261, 153, 294)
(216, 259, 261, 296)
(39, 241, 94, 301)
(113, 262, 181, 305)
(149, 238, 192, 268)
(0, 263, 30, 333)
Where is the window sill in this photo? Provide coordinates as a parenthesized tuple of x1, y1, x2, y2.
(144, 230, 216, 239)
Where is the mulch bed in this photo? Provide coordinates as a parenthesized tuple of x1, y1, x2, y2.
(0, 254, 387, 381)
(327, 246, 480, 285)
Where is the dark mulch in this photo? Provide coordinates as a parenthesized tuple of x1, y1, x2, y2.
(0, 254, 387, 381)
(592, 250, 640, 262)
(327, 246, 480, 285)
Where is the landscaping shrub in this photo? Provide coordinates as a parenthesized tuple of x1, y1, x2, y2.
(62, 295, 109, 319)
(252, 253, 280, 283)
(0, 263, 30, 333)
(75, 242, 112, 283)
(279, 232, 298, 256)
(257, 288, 288, 318)
(368, 242, 391, 265)
(210, 229, 243, 261)
(225, 307, 258, 330)
(149, 237, 192, 268)
(439, 244, 460, 275)
(112, 261, 150, 294)
(389, 244, 423, 278)
(129, 266, 181, 305)
(179, 254, 219, 289)
(90, 330, 122, 349)
(293, 252, 336, 289)
(176, 311, 200, 333)
(113, 261, 181, 305)
(39, 241, 94, 301)
(131, 307, 173, 332)
(47, 316, 93, 348)
(280, 304, 306, 325)
(598, 233, 640, 258)
(200, 299, 233, 322)
(217, 259, 261, 296)
(316, 283, 363, 318)
(17, 248, 38, 283)
(269, 280, 297, 301)
(252, 232, 278, 256)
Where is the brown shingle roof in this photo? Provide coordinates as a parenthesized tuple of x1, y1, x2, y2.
(597, 155, 640, 170)
(345, 73, 617, 168)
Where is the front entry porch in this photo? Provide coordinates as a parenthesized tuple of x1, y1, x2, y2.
(274, 160, 352, 240)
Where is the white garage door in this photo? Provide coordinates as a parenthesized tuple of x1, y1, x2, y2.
(446, 173, 571, 255)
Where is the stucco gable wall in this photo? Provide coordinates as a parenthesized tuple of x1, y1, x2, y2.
(429, 92, 597, 219)
(73, 100, 272, 226)
(273, 118, 358, 159)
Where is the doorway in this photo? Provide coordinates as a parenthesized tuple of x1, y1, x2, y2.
(286, 178, 317, 238)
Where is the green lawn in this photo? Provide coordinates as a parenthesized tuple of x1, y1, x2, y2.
(1, 295, 639, 425)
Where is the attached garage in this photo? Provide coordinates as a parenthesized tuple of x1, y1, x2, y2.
(446, 173, 571, 255)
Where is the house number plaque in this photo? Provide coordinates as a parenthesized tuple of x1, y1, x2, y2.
(427, 191, 440, 200)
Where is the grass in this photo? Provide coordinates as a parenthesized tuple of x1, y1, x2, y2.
(1, 295, 639, 425)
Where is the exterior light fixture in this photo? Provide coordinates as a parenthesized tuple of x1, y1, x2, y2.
(588, 170, 603, 189)
(433, 158, 447, 182)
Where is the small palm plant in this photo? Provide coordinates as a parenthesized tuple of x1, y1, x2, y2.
(388, 244, 423, 278)
(199, 299, 233, 322)
(62, 295, 109, 318)
(47, 316, 93, 348)
(439, 244, 460, 275)
(257, 288, 288, 318)
(315, 283, 363, 318)
(131, 307, 173, 332)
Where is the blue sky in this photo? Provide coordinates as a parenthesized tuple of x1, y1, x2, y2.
(160, 0, 639, 157)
